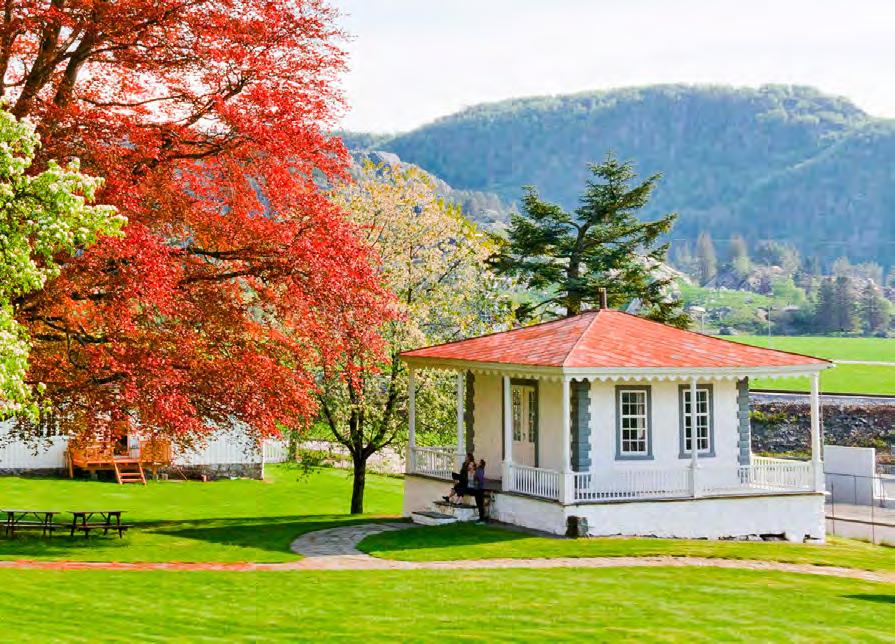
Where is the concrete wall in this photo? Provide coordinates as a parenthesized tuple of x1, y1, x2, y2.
(824, 444, 877, 505)
(403, 475, 825, 540)
(574, 493, 825, 541)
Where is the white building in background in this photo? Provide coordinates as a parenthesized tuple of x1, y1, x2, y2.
(402, 309, 832, 541)
(0, 421, 288, 480)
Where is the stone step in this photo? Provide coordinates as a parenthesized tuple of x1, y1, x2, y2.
(411, 511, 458, 526)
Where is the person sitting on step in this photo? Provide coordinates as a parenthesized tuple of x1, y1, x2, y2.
(444, 452, 474, 504)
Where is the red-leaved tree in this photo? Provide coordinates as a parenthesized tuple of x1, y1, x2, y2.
(2, 0, 389, 446)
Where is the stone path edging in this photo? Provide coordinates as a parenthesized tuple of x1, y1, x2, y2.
(0, 522, 892, 584)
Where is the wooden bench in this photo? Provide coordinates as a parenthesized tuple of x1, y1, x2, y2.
(3, 510, 61, 537)
(69, 510, 129, 539)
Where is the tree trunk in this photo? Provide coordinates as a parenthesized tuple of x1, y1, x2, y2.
(350, 454, 367, 514)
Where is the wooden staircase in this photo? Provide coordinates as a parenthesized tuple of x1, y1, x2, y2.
(113, 458, 146, 485)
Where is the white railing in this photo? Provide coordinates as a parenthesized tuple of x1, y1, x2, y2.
(743, 456, 813, 491)
(410, 446, 455, 480)
(574, 468, 691, 502)
(507, 463, 560, 500)
(574, 458, 813, 503)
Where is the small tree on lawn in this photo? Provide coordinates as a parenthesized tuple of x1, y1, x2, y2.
(490, 153, 688, 327)
(321, 162, 510, 514)
(0, 109, 124, 418)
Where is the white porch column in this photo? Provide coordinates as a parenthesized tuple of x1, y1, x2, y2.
(810, 372, 825, 492)
(689, 377, 700, 498)
(502, 375, 513, 488)
(406, 367, 416, 474)
(560, 376, 574, 504)
(456, 371, 465, 469)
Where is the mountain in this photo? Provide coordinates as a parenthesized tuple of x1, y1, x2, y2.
(343, 84, 895, 267)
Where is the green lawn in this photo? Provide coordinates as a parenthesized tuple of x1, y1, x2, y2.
(2, 470, 895, 640)
(727, 335, 895, 394)
(0, 464, 403, 562)
(732, 335, 895, 362)
(359, 523, 895, 572)
(1, 567, 892, 642)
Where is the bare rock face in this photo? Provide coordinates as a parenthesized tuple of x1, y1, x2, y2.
(750, 398, 895, 458)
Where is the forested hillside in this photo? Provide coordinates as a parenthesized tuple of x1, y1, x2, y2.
(344, 85, 895, 267)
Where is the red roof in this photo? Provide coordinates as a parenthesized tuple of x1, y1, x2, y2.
(401, 310, 830, 369)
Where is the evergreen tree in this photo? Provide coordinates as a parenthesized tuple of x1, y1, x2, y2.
(491, 154, 688, 327)
(695, 232, 718, 285)
(813, 278, 837, 333)
(859, 282, 891, 335)
(832, 276, 859, 332)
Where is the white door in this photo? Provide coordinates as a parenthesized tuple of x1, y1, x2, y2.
(511, 384, 537, 467)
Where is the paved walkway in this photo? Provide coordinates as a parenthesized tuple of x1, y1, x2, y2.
(1, 523, 893, 583)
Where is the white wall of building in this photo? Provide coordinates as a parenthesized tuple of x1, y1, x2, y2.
(469, 376, 741, 477)
(0, 420, 264, 471)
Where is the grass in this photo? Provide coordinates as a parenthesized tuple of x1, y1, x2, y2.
(2, 470, 894, 640)
(0, 464, 403, 562)
(359, 523, 895, 572)
(732, 335, 895, 363)
(1, 567, 892, 642)
(726, 335, 895, 394)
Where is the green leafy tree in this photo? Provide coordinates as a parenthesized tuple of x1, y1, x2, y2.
(321, 162, 510, 513)
(695, 232, 718, 285)
(0, 109, 124, 418)
(727, 235, 751, 278)
(491, 154, 688, 327)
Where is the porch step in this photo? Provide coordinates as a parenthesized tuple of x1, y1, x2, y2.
(411, 511, 458, 526)
(432, 501, 479, 522)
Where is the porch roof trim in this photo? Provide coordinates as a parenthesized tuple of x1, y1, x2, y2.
(400, 355, 829, 381)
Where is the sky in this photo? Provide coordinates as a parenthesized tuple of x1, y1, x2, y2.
(333, 0, 895, 133)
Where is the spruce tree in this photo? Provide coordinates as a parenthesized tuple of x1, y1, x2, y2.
(832, 276, 858, 332)
(859, 282, 890, 335)
(491, 154, 687, 327)
(813, 278, 836, 333)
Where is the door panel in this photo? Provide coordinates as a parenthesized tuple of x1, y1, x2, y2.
(511, 384, 537, 467)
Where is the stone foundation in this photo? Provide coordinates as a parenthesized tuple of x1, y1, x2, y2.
(161, 462, 263, 481)
(0, 467, 66, 477)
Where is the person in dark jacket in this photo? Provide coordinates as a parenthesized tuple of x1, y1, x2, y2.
(444, 452, 474, 503)
(471, 459, 487, 523)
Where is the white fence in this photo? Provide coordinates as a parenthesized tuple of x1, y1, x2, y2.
(507, 463, 560, 500)
(263, 440, 290, 464)
(409, 446, 455, 480)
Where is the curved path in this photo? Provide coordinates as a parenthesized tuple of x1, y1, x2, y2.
(0, 522, 892, 584)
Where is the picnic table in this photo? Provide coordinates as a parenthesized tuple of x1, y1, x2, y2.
(69, 510, 130, 538)
(2, 509, 62, 537)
